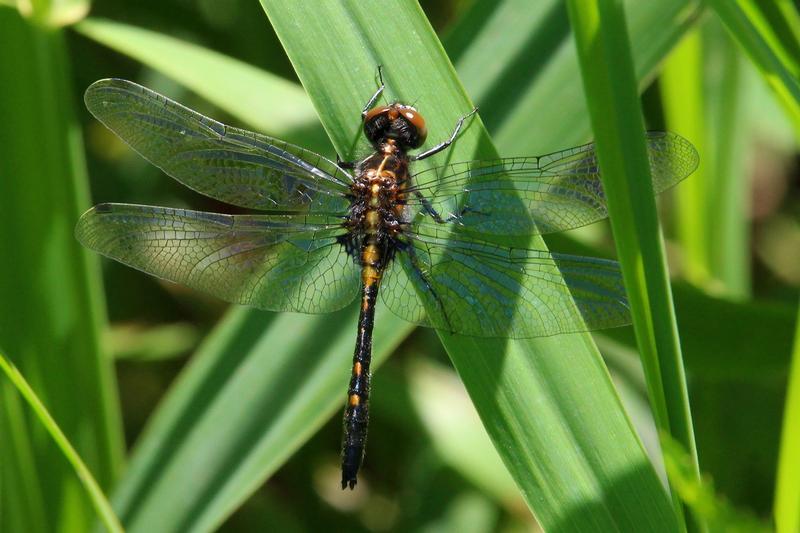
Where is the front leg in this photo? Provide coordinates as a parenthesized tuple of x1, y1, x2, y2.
(361, 66, 385, 119)
(412, 107, 478, 162)
(337, 155, 355, 170)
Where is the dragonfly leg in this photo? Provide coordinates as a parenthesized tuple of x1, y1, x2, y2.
(413, 190, 465, 225)
(337, 154, 355, 169)
(361, 65, 385, 119)
(412, 107, 478, 161)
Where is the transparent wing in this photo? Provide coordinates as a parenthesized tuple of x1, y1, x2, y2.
(84, 79, 351, 213)
(407, 132, 698, 236)
(75, 203, 359, 313)
(381, 233, 629, 338)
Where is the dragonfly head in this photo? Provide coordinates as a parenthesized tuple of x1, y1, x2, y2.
(363, 103, 428, 150)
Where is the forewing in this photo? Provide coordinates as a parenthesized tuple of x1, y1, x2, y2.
(84, 79, 351, 213)
(75, 204, 359, 313)
(408, 131, 698, 236)
(381, 234, 630, 338)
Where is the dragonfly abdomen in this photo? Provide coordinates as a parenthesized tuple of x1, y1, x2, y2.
(341, 274, 378, 489)
(341, 144, 412, 489)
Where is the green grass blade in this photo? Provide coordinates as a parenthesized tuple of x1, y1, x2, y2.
(262, 1, 676, 530)
(408, 360, 519, 503)
(0, 9, 124, 532)
(775, 298, 800, 533)
(705, 0, 800, 136)
(566, 0, 700, 530)
(73, 17, 318, 137)
(0, 353, 124, 533)
(660, 29, 712, 287)
(472, 0, 702, 154)
(661, 21, 753, 298)
(702, 23, 751, 298)
(112, 308, 411, 532)
(661, 436, 771, 532)
(1, 383, 48, 532)
(553, 231, 795, 379)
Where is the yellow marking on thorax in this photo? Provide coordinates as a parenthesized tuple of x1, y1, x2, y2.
(365, 210, 379, 226)
(376, 153, 391, 174)
(359, 151, 393, 289)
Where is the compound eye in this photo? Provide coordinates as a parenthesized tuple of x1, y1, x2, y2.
(399, 107, 427, 144)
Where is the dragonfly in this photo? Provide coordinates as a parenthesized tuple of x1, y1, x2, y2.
(76, 72, 698, 490)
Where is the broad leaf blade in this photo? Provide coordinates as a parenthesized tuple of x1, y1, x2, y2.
(262, 1, 677, 530)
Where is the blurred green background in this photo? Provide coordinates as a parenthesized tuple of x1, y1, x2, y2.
(1, 0, 799, 532)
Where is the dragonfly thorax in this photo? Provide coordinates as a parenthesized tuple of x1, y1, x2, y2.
(346, 149, 409, 236)
(363, 103, 427, 150)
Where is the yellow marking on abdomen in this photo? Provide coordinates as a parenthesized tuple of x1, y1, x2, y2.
(349, 394, 360, 407)
(362, 244, 379, 266)
(361, 265, 381, 286)
(353, 361, 362, 376)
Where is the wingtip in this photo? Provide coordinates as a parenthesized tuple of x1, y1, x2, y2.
(86, 77, 134, 91)
(74, 203, 115, 242)
(74, 205, 96, 243)
(668, 131, 701, 176)
(84, 78, 139, 115)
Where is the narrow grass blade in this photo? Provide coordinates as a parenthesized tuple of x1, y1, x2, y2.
(469, 0, 702, 154)
(706, 0, 800, 135)
(408, 359, 519, 503)
(702, 23, 751, 298)
(775, 298, 800, 533)
(662, 20, 754, 298)
(660, 29, 712, 286)
(551, 232, 796, 379)
(112, 307, 412, 533)
(73, 17, 319, 137)
(262, 1, 676, 530)
(0, 9, 124, 532)
(0, 353, 124, 533)
(566, 0, 701, 529)
(661, 436, 771, 532)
